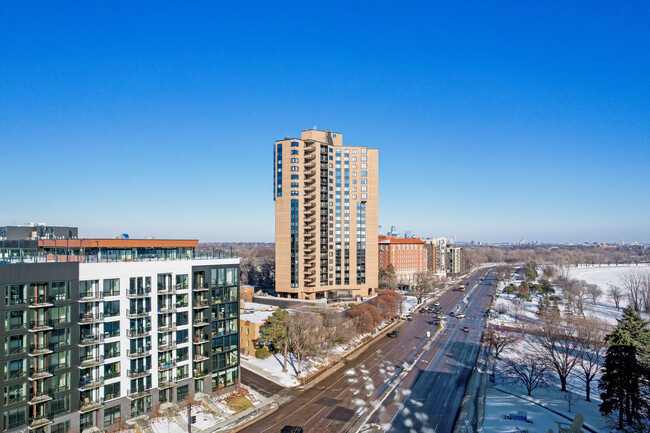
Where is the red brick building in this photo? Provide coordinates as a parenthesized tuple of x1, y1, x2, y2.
(378, 236, 428, 284)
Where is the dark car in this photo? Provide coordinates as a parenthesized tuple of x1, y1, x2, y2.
(449, 311, 455, 317)
(281, 427, 304, 433)
(428, 319, 440, 325)
(387, 330, 399, 338)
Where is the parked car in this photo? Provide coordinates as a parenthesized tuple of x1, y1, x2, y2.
(387, 330, 399, 338)
(463, 327, 469, 332)
(281, 427, 304, 433)
(434, 302, 440, 307)
(404, 314, 413, 321)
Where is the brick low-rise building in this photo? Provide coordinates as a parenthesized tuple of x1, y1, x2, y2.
(378, 236, 428, 284)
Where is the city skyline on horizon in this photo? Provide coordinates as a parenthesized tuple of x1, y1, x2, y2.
(2, 2, 648, 244)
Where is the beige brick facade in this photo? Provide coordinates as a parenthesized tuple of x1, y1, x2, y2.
(274, 129, 378, 299)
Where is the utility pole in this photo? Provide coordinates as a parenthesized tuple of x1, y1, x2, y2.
(187, 402, 191, 433)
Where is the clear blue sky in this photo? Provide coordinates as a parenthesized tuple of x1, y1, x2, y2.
(1, 1, 648, 243)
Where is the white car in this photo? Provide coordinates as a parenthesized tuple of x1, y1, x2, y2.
(456, 313, 466, 319)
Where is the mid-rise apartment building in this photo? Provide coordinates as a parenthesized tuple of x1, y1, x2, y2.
(0, 237, 240, 433)
(274, 129, 379, 299)
(378, 236, 428, 284)
(423, 237, 447, 276)
(447, 246, 467, 275)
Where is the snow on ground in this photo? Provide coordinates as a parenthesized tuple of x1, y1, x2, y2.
(487, 337, 610, 433)
(400, 295, 418, 314)
(151, 417, 186, 433)
(241, 351, 322, 387)
(179, 404, 225, 430)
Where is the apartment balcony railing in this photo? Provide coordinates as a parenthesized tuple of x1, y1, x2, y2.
(29, 343, 53, 356)
(28, 388, 53, 404)
(126, 287, 151, 298)
(193, 318, 209, 327)
(193, 352, 209, 362)
(79, 334, 104, 346)
(193, 299, 209, 309)
(127, 367, 151, 379)
(127, 389, 150, 400)
(28, 320, 53, 332)
(159, 378, 177, 389)
(126, 309, 150, 318)
(193, 285, 209, 292)
(80, 355, 104, 368)
(29, 414, 54, 429)
(158, 322, 176, 333)
(127, 348, 151, 359)
(29, 366, 53, 380)
(159, 359, 176, 370)
(158, 286, 176, 294)
(79, 376, 104, 391)
(158, 341, 176, 351)
(193, 334, 209, 344)
(159, 305, 177, 314)
(79, 312, 103, 324)
(29, 295, 54, 308)
(126, 328, 151, 338)
(79, 397, 105, 413)
(79, 291, 104, 301)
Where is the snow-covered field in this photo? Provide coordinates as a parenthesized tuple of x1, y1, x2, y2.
(566, 264, 650, 295)
(488, 338, 609, 433)
(241, 351, 325, 387)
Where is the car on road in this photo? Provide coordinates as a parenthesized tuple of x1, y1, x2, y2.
(387, 330, 399, 338)
(404, 314, 412, 321)
(434, 302, 440, 307)
(281, 427, 304, 433)
(463, 326, 469, 332)
(449, 311, 455, 317)
(428, 319, 440, 325)
(457, 313, 466, 319)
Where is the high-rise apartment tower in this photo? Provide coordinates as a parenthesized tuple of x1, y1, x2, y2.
(274, 129, 378, 299)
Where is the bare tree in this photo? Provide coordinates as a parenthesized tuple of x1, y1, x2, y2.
(288, 313, 324, 376)
(608, 285, 624, 310)
(484, 328, 519, 359)
(529, 319, 581, 392)
(563, 390, 579, 412)
(573, 316, 610, 401)
(411, 271, 434, 303)
(640, 272, 650, 313)
(504, 353, 549, 396)
(586, 283, 603, 303)
(621, 270, 643, 311)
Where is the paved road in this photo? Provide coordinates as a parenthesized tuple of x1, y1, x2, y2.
(365, 270, 497, 433)
(239, 269, 497, 433)
(241, 367, 286, 397)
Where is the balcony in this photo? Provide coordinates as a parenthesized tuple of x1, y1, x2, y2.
(126, 309, 150, 319)
(126, 287, 151, 298)
(29, 414, 54, 429)
(28, 389, 53, 404)
(126, 328, 151, 338)
(80, 355, 104, 368)
(158, 322, 176, 333)
(29, 367, 53, 380)
(193, 318, 209, 327)
(79, 376, 104, 391)
(158, 286, 176, 295)
(159, 359, 176, 370)
(193, 299, 209, 309)
(29, 295, 54, 308)
(79, 312, 103, 324)
(79, 397, 105, 413)
(29, 320, 53, 332)
(158, 341, 176, 351)
(193, 285, 209, 292)
(127, 368, 151, 379)
(29, 343, 53, 356)
(159, 305, 177, 314)
(193, 353, 209, 362)
(79, 334, 104, 346)
(79, 291, 104, 302)
(127, 348, 151, 359)
(159, 379, 177, 390)
(193, 335, 209, 345)
(127, 389, 150, 400)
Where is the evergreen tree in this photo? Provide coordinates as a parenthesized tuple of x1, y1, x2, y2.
(260, 309, 290, 372)
(600, 342, 639, 429)
(536, 294, 550, 317)
(612, 308, 650, 360)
